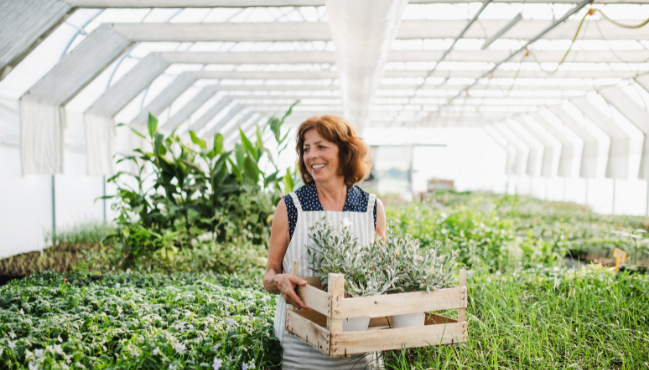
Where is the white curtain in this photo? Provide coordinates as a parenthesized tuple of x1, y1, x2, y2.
(19, 98, 64, 175)
(84, 113, 116, 176)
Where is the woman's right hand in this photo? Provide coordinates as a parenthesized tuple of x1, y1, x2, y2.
(274, 274, 310, 310)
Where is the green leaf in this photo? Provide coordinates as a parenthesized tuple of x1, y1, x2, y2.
(130, 127, 146, 139)
(234, 143, 245, 169)
(243, 157, 260, 183)
(240, 128, 258, 161)
(284, 167, 294, 194)
(189, 130, 206, 149)
(255, 125, 265, 154)
(147, 113, 158, 139)
(214, 133, 224, 154)
(228, 158, 242, 182)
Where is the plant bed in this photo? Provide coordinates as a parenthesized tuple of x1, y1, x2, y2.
(284, 261, 468, 357)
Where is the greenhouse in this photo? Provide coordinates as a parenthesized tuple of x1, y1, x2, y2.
(1, 0, 648, 369)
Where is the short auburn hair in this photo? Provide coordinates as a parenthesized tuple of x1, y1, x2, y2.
(296, 115, 371, 187)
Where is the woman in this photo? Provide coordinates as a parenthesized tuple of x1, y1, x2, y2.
(263, 115, 386, 369)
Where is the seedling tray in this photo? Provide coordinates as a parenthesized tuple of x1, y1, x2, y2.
(284, 261, 468, 357)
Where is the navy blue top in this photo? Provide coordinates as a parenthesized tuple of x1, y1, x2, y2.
(284, 182, 377, 241)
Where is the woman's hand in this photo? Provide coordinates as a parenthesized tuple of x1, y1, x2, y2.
(273, 274, 310, 310)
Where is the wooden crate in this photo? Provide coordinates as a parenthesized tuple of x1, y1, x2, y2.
(284, 261, 468, 357)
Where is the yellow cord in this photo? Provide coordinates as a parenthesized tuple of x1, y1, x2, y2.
(520, 8, 649, 75)
(592, 8, 649, 29)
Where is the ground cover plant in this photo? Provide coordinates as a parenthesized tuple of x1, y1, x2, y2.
(0, 270, 280, 370)
(3, 191, 649, 369)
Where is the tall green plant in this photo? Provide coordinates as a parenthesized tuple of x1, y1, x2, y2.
(102, 103, 299, 268)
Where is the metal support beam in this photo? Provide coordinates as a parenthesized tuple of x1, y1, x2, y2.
(441, 0, 594, 110)
(570, 97, 630, 179)
(483, 125, 516, 175)
(516, 118, 559, 177)
(599, 86, 649, 180)
(130, 73, 197, 127)
(203, 105, 245, 139)
(530, 112, 577, 178)
(547, 106, 599, 179)
(187, 96, 233, 132)
(164, 87, 218, 129)
(494, 123, 529, 176)
(506, 121, 543, 177)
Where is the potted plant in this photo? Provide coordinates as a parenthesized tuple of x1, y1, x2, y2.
(373, 229, 457, 328)
(306, 219, 456, 331)
(306, 218, 397, 332)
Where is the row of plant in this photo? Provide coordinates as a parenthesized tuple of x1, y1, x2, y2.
(3, 266, 647, 369)
(387, 190, 649, 272)
(0, 270, 279, 370)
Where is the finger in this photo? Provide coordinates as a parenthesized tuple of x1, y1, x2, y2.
(286, 290, 309, 310)
(288, 275, 308, 286)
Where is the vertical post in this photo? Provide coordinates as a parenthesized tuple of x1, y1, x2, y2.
(612, 178, 616, 215)
(51, 175, 56, 236)
(328, 273, 344, 357)
(103, 175, 107, 224)
(646, 179, 649, 216)
(458, 269, 466, 323)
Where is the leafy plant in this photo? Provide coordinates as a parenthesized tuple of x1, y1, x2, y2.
(101, 102, 299, 269)
(306, 218, 397, 297)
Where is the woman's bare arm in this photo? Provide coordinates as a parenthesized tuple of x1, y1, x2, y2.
(376, 198, 387, 242)
(263, 198, 309, 309)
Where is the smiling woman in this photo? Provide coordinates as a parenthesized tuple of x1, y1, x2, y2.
(263, 115, 386, 369)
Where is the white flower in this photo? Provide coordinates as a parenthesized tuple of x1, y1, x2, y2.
(178, 322, 186, 331)
(227, 319, 234, 327)
(342, 218, 353, 229)
(212, 358, 223, 370)
(8, 341, 16, 350)
(57, 335, 63, 343)
(169, 364, 176, 370)
(153, 347, 161, 356)
(172, 341, 186, 354)
(34, 349, 43, 358)
(20, 308, 24, 315)
(9, 332, 16, 339)
(248, 359, 256, 369)
(28, 361, 39, 370)
(212, 343, 221, 351)
(117, 306, 123, 316)
(242, 363, 248, 370)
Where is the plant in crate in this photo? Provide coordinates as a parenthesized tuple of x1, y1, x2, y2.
(305, 218, 456, 331)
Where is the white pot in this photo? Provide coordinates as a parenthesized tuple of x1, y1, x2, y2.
(391, 312, 425, 328)
(343, 316, 370, 332)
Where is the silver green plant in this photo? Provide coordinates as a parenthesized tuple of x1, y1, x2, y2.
(306, 218, 397, 297)
(306, 218, 457, 297)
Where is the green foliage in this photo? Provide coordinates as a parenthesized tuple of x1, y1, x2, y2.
(103, 103, 299, 269)
(306, 218, 456, 296)
(0, 271, 280, 370)
(382, 267, 649, 369)
(306, 218, 396, 297)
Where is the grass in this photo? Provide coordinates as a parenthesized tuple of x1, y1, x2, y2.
(383, 267, 649, 370)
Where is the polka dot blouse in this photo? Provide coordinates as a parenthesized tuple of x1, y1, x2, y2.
(284, 182, 377, 241)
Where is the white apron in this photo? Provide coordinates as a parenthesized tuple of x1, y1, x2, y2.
(274, 191, 377, 369)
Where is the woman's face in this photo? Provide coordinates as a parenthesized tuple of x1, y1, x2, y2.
(302, 129, 341, 183)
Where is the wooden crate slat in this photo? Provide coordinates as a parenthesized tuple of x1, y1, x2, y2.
(332, 286, 467, 319)
(331, 322, 468, 356)
(285, 310, 331, 356)
(296, 284, 331, 316)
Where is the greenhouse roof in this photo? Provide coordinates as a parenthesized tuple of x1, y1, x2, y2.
(1, 0, 648, 176)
